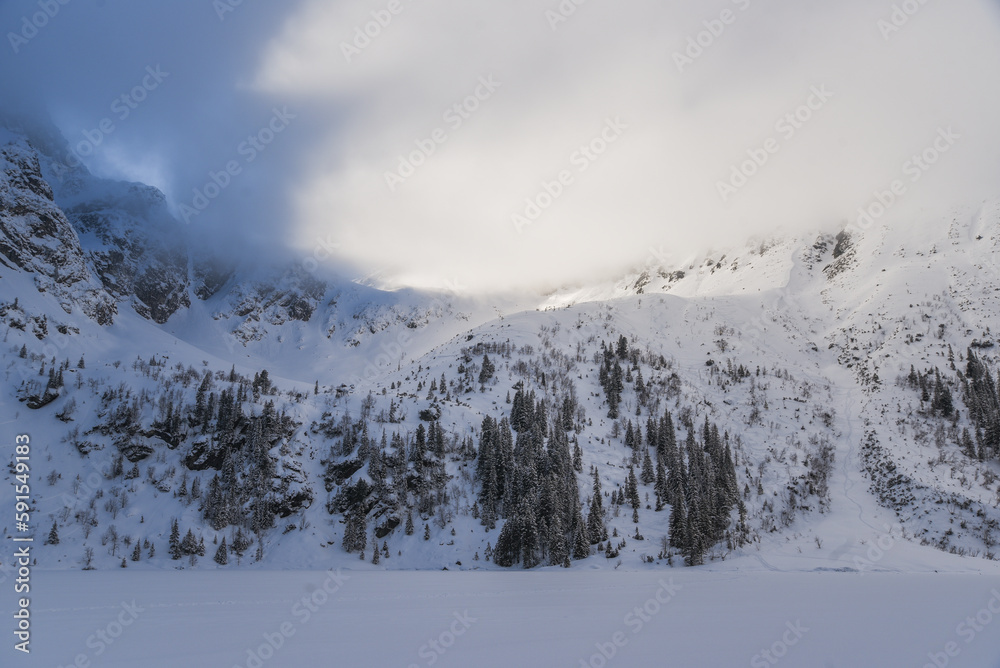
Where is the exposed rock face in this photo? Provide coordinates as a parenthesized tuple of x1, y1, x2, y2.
(193, 259, 233, 301)
(0, 124, 237, 326)
(216, 265, 329, 344)
(66, 187, 193, 325)
(0, 123, 459, 353)
(0, 128, 336, 337)
(0, 135, 117, 324)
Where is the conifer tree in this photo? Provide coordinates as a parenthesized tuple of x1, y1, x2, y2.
(573, 521, 591, 559)
(343, 508, 368, 553)
(626, 466, 640, 509)
(493, 519, 519, 567)
(547, 516, 569, 566)
(169, 520, 182, 560)
(641, 448, 655, 485)
(180, 529, 199, 556)
(478, 354, 495, 388)
(587, 493, 606, 545)
(961, 428, 977, 459)
(519, 502, 540, 568)
(669, 491, 687, 550)
(232, 529, 250, 565)
(45, 521, 59, 545)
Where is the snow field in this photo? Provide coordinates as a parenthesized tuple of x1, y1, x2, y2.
(4, 570, 1000, 668)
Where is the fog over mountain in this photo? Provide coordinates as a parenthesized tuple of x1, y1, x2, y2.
(3, 0, 1000, 290)
(6, 5, 1000, 666)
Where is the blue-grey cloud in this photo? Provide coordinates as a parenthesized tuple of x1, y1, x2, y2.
(4, 0, 1000, 293)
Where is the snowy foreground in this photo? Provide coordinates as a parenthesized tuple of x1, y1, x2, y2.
(5, 569, 1000, 667)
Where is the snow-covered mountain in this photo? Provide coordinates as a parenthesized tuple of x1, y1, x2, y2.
(1, 122, 998, 577)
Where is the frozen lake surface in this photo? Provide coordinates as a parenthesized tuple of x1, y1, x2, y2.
(6, 569, 1000, 668)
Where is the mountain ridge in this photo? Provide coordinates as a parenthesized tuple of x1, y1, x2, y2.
(1, 123, 998, 576)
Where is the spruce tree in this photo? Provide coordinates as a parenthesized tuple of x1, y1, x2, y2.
(493, 519, 519, 567)
(669, 491, 687, 550)
(626, 466, 640, 509)
(573, 521, 590, 559)
(343, 508, 368, 553)
(232, 528, 250, 565)
(45, 521, 59, 545)
(179, 529, 198, 556)
(478, 354, 495, 388)
(547, 516, 569, 567)
(169, 520, 182, 560)
(586, 493, 606, 545)
(961, 428, 976, 459)
(519, 503, 539, 568)
(641, 448, 655, 485)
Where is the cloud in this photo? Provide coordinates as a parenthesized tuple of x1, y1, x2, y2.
(0, 0, 314, 256)
(257, 0, 1000, 292)
(3, 0, 1000, 293)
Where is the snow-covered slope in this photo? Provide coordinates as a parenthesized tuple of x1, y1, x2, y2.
(0, 122, 998, 579)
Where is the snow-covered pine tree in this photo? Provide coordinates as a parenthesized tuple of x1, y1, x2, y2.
(169, 520, 182, 560)
(214, 538, 228, 565)
(45, 521, 59, 545)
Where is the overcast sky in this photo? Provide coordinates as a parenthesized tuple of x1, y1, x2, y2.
(3, 0, 1000, 293)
